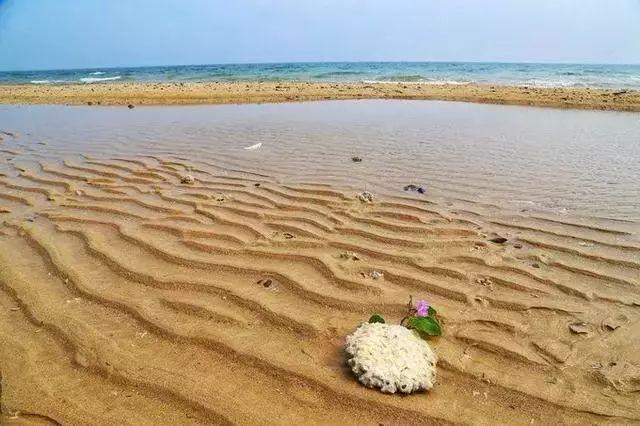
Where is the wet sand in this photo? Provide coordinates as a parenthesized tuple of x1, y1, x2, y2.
(1, 81, 640, 111)
(0, 102, 639, 424)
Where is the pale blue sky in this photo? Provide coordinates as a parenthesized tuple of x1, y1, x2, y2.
(1, 0, 639, 71)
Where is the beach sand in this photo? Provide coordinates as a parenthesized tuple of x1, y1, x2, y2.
(1, 81, 640, 111)
(0, 103, 639, 424)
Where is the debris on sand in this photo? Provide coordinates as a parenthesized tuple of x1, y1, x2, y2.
(404, 184, 426, 194)
(180, 174, 195, 184)
(476, 277, 493, 289)
(244, 142, 262, 150)
(568, 321, 592, 335)
(370, 270, 384, 280)
(602, 314, 628, 331)
(257, 278, 273, 288)
(357, 191, 375, 203)
(351, 156, 362, 163)
(127, 104, 135, 109)
(339, 251, 360, 261)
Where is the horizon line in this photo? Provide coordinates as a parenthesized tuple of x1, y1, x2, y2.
(2, 59, 639, 74)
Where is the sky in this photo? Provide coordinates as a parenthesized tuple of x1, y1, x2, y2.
(0, 0, 639, 71)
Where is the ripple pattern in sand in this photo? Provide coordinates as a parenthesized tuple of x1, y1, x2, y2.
(1, 104, 640, 424)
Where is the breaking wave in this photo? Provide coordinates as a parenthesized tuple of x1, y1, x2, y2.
(80, 76, 122, 83)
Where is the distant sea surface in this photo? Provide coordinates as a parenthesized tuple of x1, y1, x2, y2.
(1, 62, 639, 89)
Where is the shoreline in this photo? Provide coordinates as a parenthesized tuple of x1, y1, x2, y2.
(1, 81, 639, 111)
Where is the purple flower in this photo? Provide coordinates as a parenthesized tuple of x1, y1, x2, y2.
(415, 299, 429, 317)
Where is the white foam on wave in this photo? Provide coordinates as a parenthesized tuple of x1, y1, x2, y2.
(89, 71, 106, 75)
(30, 80, 68, 84)
(520, 79, 580, 88)
(421, 80, 471, 86)
(80, 76, 121, 83)
(361, 80, 471, 85)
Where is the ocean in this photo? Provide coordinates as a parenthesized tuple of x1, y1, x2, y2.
(1, 62, 639, 89)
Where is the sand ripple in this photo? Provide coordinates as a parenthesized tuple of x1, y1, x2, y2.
(0, 105, 639, 424)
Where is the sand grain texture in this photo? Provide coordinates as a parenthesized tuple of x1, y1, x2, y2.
(0, 113, 639, 425)
(1, 82, 640, 111)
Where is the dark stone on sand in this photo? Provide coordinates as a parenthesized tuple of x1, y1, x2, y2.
(404, 184, 426, 194)
(87, 101, 93, 106)
(257, 278, 273, 288)
(351, 156, 362, 163)
(254, 183, 261, 187)
(514, 244, 523, 249)
(489, 236, 508, 244)
(127, 104, 135, 109)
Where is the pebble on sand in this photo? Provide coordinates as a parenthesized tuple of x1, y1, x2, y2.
(357, 191, 375, 203)
(403, 184, 426, 194)
(180, 174, 195, 184)
(489, 236, 508, 244)
(339, 251, 360, 261)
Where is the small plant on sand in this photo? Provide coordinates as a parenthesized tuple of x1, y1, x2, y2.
(368, 296, 442, 338)
(345, 296, 441, 393)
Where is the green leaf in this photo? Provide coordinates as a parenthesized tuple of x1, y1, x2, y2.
(368, 314, 385, 324)
(407, 315, 442, 337)
(428, 306, 437, 317)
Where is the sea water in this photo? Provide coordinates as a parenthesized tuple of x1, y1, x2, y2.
(1, 62, 639, 89)
(1, 100, 639, 220)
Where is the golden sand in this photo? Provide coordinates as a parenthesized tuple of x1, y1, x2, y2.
(1, 81, 640, 111)
(0, 105, 639, 424)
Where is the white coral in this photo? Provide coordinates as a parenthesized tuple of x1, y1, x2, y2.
(345, 323, 437, 394)
(357, 191, 374, 203)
